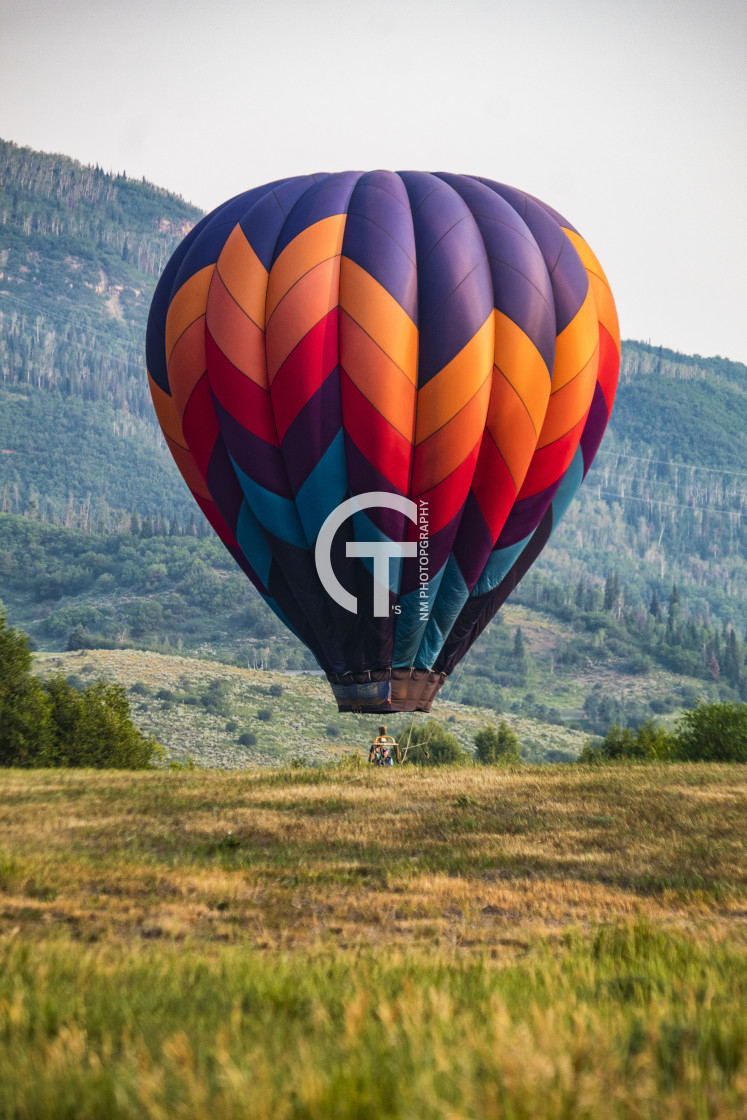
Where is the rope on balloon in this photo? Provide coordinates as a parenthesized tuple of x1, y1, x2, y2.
(398, 654, 469, 763)
(399, 712, 417, 764)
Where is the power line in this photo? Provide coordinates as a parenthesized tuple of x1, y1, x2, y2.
(0, 290, 145, 368)
(1, 290, 745, 491)
(595, 490, 743, 519)
(595, 449, 747, 482)
(591, 474, 746, 496)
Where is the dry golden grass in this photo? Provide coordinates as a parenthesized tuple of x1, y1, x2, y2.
(1, 764, 744, 951)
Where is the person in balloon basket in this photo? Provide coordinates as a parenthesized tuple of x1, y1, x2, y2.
(370, 726, 397, 765)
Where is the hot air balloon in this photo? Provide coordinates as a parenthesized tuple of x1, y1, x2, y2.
(146, 172, 619, 713)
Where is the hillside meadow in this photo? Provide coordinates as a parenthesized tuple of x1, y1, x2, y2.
(0, 763, 744, 1118)
(31, 648, 589, 765)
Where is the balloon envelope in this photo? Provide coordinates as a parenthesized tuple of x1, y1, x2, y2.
(146, 172, 619, 712)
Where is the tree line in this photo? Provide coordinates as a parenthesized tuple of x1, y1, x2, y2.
(516, 571, 747, 699)
(0, 610, 160, 768)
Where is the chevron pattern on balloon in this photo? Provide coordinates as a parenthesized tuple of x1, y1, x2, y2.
(146, 172, 620, 712)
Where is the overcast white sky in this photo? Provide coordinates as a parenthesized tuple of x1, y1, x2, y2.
(1, 0, 745, 362)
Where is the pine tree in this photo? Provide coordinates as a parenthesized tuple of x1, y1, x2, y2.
(604, 572, 621, 612)
(723, 629, 741, 686)
(666, 584, 682, 644)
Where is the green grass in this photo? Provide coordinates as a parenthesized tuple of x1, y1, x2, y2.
(0, 924, 743, 1119)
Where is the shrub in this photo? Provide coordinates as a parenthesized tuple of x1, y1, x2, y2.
(0, 612, 161, 769)
(636, 717, 678, 759)
(545, 748, 576, 763)
(207, 678, 230, 696)
(268, 683, 284, 698)
(622, 653, 652, 675)
(580, 718, 677, 763)
(238, 731, 257, 747)
(200, 693, 230, 717)
(474, 721, 521, 765)
(65, 624, 119, 651)
(650, 697, 676, 715)
(45, 606, 105, 639)
(67, 625, 92, 651)
(675, 701, 747, 762)
(43, 676, 162, 768)
(325, 725, 340, 738)
(257, 708, 273, 722)
(398, 721, 462, 765)
(127, 599, 164, 636)
(243, 600, 280, 639)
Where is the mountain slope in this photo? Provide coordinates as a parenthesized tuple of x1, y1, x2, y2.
(608, 342, 746, 472)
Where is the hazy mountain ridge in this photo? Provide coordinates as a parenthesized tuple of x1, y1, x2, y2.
(618, 340, 744, 391)
(0, 137, 198, 277)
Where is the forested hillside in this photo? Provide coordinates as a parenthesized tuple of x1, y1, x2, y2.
(0, 137, 198, 412)
(2, 510, 744, 745)
(1, 137, 745, 670)
(0, 138, 202, 522)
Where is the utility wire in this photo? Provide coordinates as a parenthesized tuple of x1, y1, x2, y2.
(589, 473, 746, 492)
(0, 291, 145, 368)
(595, 449, 747, 482)
(592, 490, 743, 519)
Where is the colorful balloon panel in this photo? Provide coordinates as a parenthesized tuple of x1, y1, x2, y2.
(146, 172, 620, 712)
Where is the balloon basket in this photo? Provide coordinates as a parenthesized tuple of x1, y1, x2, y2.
(328, 668, 447, 713)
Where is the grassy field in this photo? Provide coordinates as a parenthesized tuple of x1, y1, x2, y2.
(0, 764, 745, 1118)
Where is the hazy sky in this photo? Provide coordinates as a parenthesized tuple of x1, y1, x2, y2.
(1, 0, 745, 362)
